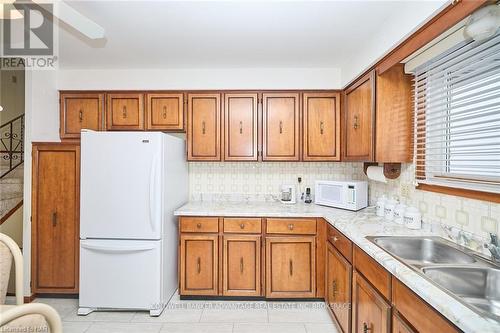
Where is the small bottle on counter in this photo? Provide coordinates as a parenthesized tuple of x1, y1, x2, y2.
(304, 187, 312, 204)
(404, 207, 422, 230)
(376, 195, 387, 217)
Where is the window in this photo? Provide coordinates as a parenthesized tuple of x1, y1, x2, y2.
(414, 32, 500, 195)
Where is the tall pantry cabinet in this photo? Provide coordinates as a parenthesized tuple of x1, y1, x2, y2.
(31, 143, 80, 294)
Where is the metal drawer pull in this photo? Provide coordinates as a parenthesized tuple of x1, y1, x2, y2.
(162, 106, 167, 119)
(197, 257, 201, 274)
(279, 121, 283, 134)
(288, 224, 294, 231)
(320, 121, 324, 134)
(52, 212, 57, 227)
(122, 106, 127, 118)
(353, 115, 359, 129)
(196, 223, 202, 229)
(240, 257, 244, 273)
(239, 121, 243, 134)
(332, 236, 339, 242)
(332, 280, 337, 298)
(363, 323, 371, 333)
(79, 110, 83, 122)
(240, 223, 245, 229)
(202, 121, 206, 134)
(289, 259, 293, 276)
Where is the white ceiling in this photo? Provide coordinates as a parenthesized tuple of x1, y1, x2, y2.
(58, 0, 447, 84)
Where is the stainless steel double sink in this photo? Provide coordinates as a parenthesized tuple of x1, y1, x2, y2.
(367, 236, 500, 321)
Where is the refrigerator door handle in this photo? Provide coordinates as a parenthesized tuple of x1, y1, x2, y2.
(81, 243, 155, 253)
(149, 153, 161, 234)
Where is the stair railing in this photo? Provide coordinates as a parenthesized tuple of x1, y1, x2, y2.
(0, 114, 24, 179)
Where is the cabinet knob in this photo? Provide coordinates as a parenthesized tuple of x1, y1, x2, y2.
(363, 323, 371, 333)
(320, 121, 324, 135)
(52, 212, 57, 227)
(240, 223, 245, 229)
(353, 115, 359, 129)
(279, 121, 283, 134)
(79, 110, 83, 122)
(239, 121, 243, 134)
(332, 236, 339, 242)
(122, 106, 127, 119)
(162, 106, 167, 119)
(202, 121, 206, 134)
(196, 223, 202, 229)
(288, 224, 294, 230)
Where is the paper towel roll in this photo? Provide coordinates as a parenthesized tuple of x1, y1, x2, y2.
(367, 166, 387, 183)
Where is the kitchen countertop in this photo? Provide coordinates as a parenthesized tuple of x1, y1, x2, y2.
(174, 201, 500, 333)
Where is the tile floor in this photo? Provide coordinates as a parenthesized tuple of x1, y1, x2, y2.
(29, 293, 339, 333)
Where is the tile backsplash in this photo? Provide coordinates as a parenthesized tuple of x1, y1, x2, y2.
(188, 162, 366, 202)
(188, 161, 498, 243)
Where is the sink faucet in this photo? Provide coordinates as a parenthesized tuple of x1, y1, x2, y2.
(457, 230, 472, 247)
(485, 233, 500, 263)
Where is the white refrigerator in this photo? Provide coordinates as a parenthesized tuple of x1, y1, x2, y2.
(78, 131, 188, 316)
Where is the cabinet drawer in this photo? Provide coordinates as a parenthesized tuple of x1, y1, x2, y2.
(266, 218, 317, 235)
(327, 224, 353, 263)
(354, 246, 391, 300)
(223, 218, 261, 234)
(392, 277, 460, 333)
(180, 217, 219, 233)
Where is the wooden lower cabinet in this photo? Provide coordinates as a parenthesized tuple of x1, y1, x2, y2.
(223, 235, 261, 296)
(179, 234, 218, 296)
(326, 243, 352, 333)
(352, 271, 391, 333)
(265, 236, 316, 298)
(392, 312, 415, 333)
(31, 143, 80, 293)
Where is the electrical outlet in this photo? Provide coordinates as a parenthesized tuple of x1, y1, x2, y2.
(400, 183, 410, 198)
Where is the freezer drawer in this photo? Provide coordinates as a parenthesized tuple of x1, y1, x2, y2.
(79, 239, 162, 310)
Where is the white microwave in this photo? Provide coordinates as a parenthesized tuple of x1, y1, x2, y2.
(314, 180, 368, 211)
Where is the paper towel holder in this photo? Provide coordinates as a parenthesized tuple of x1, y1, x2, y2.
(363, 162, 401, 180)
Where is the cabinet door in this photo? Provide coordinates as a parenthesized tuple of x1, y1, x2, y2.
(106, 93, 144, 130)
(303, 92, 341, 161)
(31, 143, 80, 293)
(146, 93, 184, 131)
(262, 93, 300, 161)
(352, 271, 391, 333)
(326, 243, 352, 333)
(223, 235, 261, 296)
(392, 312, 415, 333)
(187, 93, 221, 161)
(376, 65, 413, 163)
(224, 93, 258, 161)
(265, 236, 315, 298)
(179, 234, 218, 296)
(343, 71, 375, 161)
(60, 93, 104, 140)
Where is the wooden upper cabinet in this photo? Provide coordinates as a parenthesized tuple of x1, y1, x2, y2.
(31, 143, 80, 293)
(146, 93, 184, 131)
(60, 93, 104, 140)
(262, 93, 300, 161)
(265, 236, 315, 298)
(106, 93, 144, 130)
(224, 93, 258, 161)
(179, 234, 218, 296)
(352, 271, 391, 333)
(223, 235, 261, 296)
(343, 71, 375, 161)
(326, 243, 352, 333)
(303, 92, 341, 161)
(187, 93, 221, 161)
(376, 65, 413, 163)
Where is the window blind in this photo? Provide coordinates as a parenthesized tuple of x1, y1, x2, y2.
(414, 32, 500, 194)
